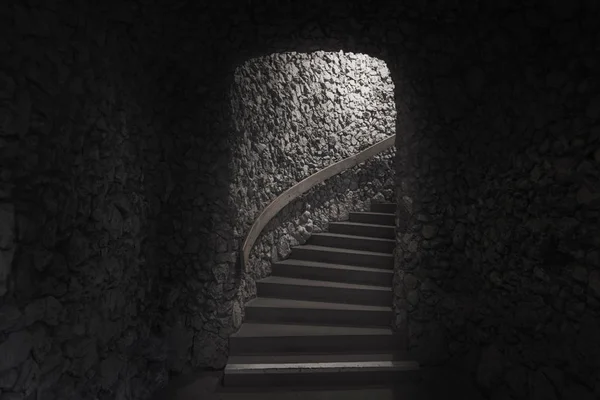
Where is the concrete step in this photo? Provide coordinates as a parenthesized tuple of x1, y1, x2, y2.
(289, 245, 393, 269)
(218, 384, 419, 399)
(229, 323, 402, 355)
(257, 276, 392, 306)
(328, 221, 395, 239)
(308, 232, 395, 253)
(370, 202, 396, 214)
(227, 353, 409, 364)
(349, 212, 395, 226)
(223, 354, 419, 387)
(244, 297, 392, 327)
(272, 259, 393, 286)
(154, 365, 485, 400)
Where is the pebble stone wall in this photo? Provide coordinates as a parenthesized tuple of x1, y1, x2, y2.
(1, 1, 599, 399)
(230, 50, 396, 288)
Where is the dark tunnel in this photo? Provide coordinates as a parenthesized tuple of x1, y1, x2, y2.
(1, 1, 599, 399)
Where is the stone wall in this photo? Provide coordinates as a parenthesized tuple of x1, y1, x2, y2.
(239, 152, 396, 303)
(229, 51, 396, 288)
(392, 2, 600, 399)
(0, 2, 170, 399)
(3, 1, 600, 399)
(2, 2, 401, 399)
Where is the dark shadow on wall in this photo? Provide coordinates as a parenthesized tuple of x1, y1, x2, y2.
(132, 46, 242, 374)
(392, 3, 600, 398)
(3, 1, 183, 398)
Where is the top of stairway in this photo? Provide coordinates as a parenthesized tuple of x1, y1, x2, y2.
(350, 211, 395, 216)
(328, 221, 395, 228)
(310, 232, 395, 243)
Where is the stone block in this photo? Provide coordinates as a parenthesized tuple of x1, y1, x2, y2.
(0, 331, 33, 373)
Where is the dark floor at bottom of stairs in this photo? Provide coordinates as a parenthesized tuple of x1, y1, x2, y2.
(151, 364, 485, 400)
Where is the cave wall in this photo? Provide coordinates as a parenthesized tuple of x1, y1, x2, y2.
(2, 1, 600, 399)
(229, 50, 396, 291)
(0, 2, 172, 399)
(391, 2, 600, 398)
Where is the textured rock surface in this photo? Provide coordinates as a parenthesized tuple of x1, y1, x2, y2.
(2, 0, 599, 399)
(1, 3, 399, 399)
(230, 51, 396, 286)
(1, 2, 168, 399)
(392, 2, 600, 399)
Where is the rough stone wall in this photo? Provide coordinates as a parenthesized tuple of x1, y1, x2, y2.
(391, 2, 600, 399)
(240, 153, 396, 303)
(0, 2, 169, 399)
(0, 2, 402, 399)
(229, 51, 396, 287)
(3, 1, 600, 399)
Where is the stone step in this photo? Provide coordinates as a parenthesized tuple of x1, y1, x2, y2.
(223, 354, 419, 387)
(328, 221, 395, 239)
(217, 366, 486, 398)
(244, 297, 392, 327)
(218, 384, 419, 399)
(308, 232, 395, 253)
(229, 323, 403, 355)
(289, 245, 393, 269)
(227, 353, 408, 364)
(162, 366, 484, 399)
(370, 202, 396, 214)
(272, 259, 393, 286)
(257, 276, 392, 306)
(349, 212, 395, 226)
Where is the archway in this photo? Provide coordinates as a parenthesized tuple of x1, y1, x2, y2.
(228, 50, 397, 291)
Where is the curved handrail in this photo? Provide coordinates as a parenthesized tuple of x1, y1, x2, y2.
(240, 134, 396, 272)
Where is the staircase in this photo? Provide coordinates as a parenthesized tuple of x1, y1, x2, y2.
(223, 202, 420, 388)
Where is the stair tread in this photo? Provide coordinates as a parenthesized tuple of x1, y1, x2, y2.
(246, 297, 392, 312)
(217, 385, 418, 398)
(291, 244, 393, 258)
(349, 211, 395, 216)
(275, 259, 393, 274)
(225, 360, 418, 373)
(227, 353, 408, 364)
(260, 276, 391, 291)
(310, 232, 395, 243)
(329, 221, 395, 228)
(231, 323, 394, 338)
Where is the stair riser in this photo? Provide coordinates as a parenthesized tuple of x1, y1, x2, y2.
(257, 282, 392, 306)
(224, 369, 420, 387)
(229, 334, 400, 356)
(328, 223, 395, 239)
(272, 264, 392, 286)
(290, 248, 393, 269)
(308, 235, 395, 253)
(349, 213, 395, 226)
(370, 203, 396, 213)
(244, 307, 392, 327)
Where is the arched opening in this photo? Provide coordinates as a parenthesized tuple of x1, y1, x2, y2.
(220, 49, 401, 388)
(228, 50, 397, 284)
